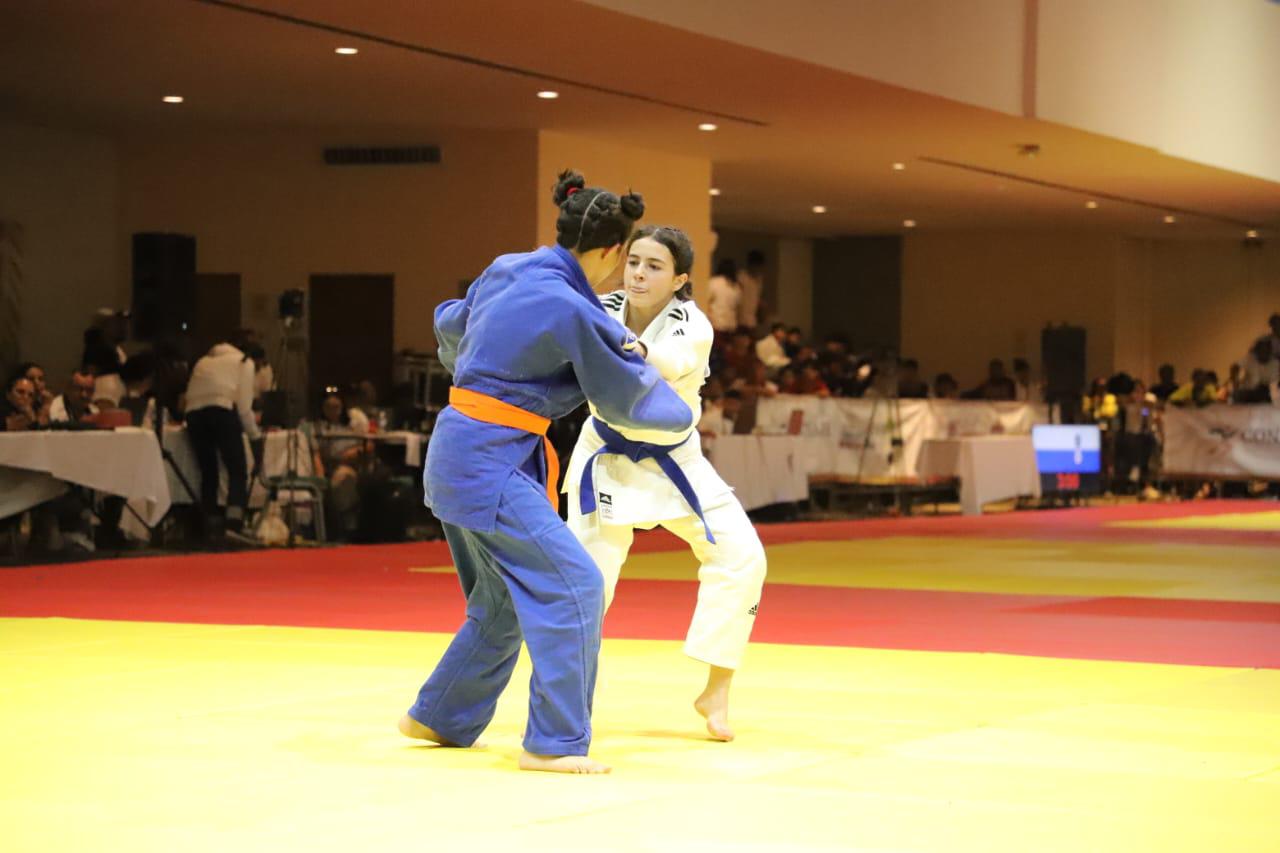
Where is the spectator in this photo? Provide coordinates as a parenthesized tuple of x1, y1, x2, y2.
(1218, 363, 1242, 403)
(706, 259, 741, 335)
(754, 323, 791, 371)
(722, 329, 759, 375)
(119, 352, 158, 429)
(777, 367, 799, 394)
(698, 388, 736, 440)
(737, 249, 765, 332)
(1083, 377, 1119, 424)
(307, 389, 369, 538)
(1149, 364, 1179, 402)
(1012, 358, 1041, 402)
(734, 361, 778, 399)
(185, 341, 261, 536)
(13, 362, 53, 424)
(243, 343, 273, 402)
(1169, 369, 1217, 407)
(1268, 312, 1280, 353)
(49, 369, 99, 424)
(1237, 336, 1278, 403)
(2, 373, 38, 431)
(82, 325, 125, 409)
(970, 359, 1017, 400)
(933, 372, 960, 400)
(896, 359, 930, 398)
(796, 363, 831, 398)
(784, 327, 804, 359)
(1117, 381, 1158, 498)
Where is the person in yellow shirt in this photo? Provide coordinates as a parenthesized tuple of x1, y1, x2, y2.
(1168, 369, 1218, 407)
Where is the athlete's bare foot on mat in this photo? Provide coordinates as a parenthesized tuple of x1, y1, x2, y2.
(694, 665, 736, 742)
(398, 713, 462, 747)
(518, 751, 611, 774)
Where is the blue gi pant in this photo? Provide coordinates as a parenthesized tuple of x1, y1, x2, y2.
(409, 470, 605, 757)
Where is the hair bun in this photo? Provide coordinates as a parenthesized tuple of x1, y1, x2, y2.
(619, 191, 645, 220)
(552, 169, 587, 206)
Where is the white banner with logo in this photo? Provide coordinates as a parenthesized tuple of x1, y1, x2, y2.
(752, 396, 1051, 482)
(1163, 406, 1280, 479)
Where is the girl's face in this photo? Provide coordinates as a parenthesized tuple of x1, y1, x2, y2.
(321, 395, 343, 423)
(24, 366, 46, 395)
(624, 237, 687, 312)
(7, 378, 34, 410)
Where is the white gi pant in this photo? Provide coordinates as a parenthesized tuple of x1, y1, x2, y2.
(565, 420, 767, 670)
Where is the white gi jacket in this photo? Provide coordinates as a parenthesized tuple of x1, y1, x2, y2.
(564, 291, 735, 526)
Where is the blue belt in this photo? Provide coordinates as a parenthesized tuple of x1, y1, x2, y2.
(579, 418, 715, 543)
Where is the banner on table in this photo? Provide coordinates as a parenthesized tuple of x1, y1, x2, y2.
(1163, 406, 1280, 479)
(753, 397, 1050, 481)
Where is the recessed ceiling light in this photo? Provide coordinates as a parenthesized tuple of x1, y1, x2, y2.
(903, 219, 917, 228)
(1246, 229, 1259, 239)
(698, 123, 718, 132)
(812, 205, 827, 214)
(162, 95, 184, 104)
(1085, 200, 1099, 209)
(1163, 215, 1177, 224)
(709, 188, 721, 197)
(335, 47, 359, 55)
(536, 90, 559, 99)
(892, 162, 906, 171)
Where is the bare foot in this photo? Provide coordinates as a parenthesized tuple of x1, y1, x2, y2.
(398, 713, 462, 747)
(694, 665, 736, 742)
(518, 751, 611, 774)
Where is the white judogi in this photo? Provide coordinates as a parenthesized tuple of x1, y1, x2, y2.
(565, 290, 766, 670)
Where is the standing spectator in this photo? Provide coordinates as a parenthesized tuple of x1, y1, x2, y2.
(185, 341, 261, 536)
(736, 249, 765, 332)
(2, 373, 38, 431)
(754, 323, 791, 372)
(933, 373, 960, 400)
(784, 327, 804, 359)
(706, 259, 741, 337)
(1012, 358, 1041, 402)
(971, 359, 1017, 400)
(1149, 364, 1179, 402)
(1267, 313, 1280, 354)
(49, 369, 99, 424)
(896, 359, 930, 398)
(1237, 337, 1278, 403)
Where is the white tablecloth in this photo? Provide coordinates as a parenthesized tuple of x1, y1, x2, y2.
(918, 435, 1041, 515)
(0, 429, 171, 525)
(706, 435, 813, 510)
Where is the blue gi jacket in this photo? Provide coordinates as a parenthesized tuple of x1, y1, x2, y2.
(425, 244, 694, 532)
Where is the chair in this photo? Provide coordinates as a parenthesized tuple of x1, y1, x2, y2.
(263, 474, 328, 543)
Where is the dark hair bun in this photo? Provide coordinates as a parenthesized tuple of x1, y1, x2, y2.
(619, 191, 645, 220)
(552, 169, 586, 207)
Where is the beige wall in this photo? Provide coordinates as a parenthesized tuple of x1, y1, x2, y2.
(902, 231, 1280, 388)
(0, 121, 120, 382)
(775, 238, 814, 335)
(536, 130, 712, 296)
(116, 128, 539, 354)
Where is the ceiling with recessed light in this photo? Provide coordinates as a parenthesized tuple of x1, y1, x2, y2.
(1, 0, 1276, 239)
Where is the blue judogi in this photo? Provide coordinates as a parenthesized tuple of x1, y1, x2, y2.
(409, 244, 692, 757)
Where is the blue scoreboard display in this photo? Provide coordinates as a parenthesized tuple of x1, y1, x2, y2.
(1032, 425, 1103, 494)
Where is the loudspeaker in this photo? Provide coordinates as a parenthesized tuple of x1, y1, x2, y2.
(132, 233, 196, 341)
(1041, 324, 1086, 405)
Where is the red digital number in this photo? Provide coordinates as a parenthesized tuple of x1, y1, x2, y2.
(1056, 473, 1080, 491)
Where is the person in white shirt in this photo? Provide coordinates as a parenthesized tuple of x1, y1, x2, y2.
(736, 249, 765, 332)
(565, 226, 767, 742)
(185, 342, 262, 534)
(754, 323, 791, 372)
(706, 259, 741, 335)
(48, 370, 99, 424)
(1238, 336, 1279, 403)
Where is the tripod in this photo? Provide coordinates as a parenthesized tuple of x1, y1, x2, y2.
(853, 390, 906, 516)
(262, 314, 312, 547)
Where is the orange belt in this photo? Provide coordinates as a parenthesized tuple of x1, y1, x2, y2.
(448, 387, 558, 507)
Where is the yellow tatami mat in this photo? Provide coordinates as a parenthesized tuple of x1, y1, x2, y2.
(1110, 510, 1280, 532)
(3, 618, 1278, 852)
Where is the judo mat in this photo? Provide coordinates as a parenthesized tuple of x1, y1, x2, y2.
(3, 500, 1278, 851)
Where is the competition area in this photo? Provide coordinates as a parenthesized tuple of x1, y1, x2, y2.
(3, 500, 1279, 852)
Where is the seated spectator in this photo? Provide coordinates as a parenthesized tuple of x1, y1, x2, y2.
(754, 323, 791, 371)
(784, 327, 804, 359)
(306, 390, 371, 538)
(1237, 336, 1278, 403)
(698, 389, 737, 441)
(796, 364, 831, 398)
(933, 372, 960, 400)
(2, 373, 39, 431)
(970, 359, 1017, 400)
(1149, 363, 1179, 402)
(49, 369, 99, 424)
(1013, 358, 1042, 402)
(733, 361, 778, 399)
(819, 353, 853, 397)
(776, 367, 800, 395)
(706, 259, 741, 336)
(119, 352, 158, 429)
(1218, 363, 1242, 402)
(82, 326, 126, 409)
(1169, 369, 1218, 407)
(722, 330, 760, 375)
(896, 359, 930, 398)
(13, 362, 53, 424)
